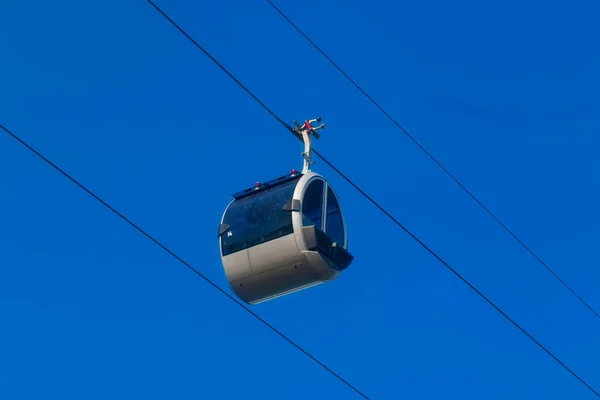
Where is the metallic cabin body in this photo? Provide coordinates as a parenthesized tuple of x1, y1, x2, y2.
(218, 172, 353, 305)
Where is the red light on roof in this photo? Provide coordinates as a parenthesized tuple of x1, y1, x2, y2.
(254, 182, 261, 189)
(291, 169, 298, 175)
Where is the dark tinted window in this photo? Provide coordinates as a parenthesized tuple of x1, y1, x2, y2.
(221, 194, 255, 255)
(302, 180, 324, 229)
(221, 179, 297, 256)
(325, 186, 345, 245)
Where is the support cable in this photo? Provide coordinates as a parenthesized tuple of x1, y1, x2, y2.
(144, 1, 600, 397)
(264, 0, 600, 322)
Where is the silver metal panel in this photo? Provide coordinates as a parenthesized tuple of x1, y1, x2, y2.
(221, 249, 252, 282)
(251, 280, 324, 305)
(247, 233, 300, 275)
(231, 258, 321, 304)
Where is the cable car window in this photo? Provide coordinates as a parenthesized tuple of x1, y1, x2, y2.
(221, 194, 255, 255)
(221, 179, 297, 256)
(302, 179, 324, 229)
(325, 186, 345, 245)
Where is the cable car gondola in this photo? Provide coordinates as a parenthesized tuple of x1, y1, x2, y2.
(217, 117, 354, 305)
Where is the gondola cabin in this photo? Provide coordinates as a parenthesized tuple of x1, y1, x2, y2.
(218, 170, 354, 304)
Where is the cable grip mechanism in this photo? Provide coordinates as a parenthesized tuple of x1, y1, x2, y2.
(292, 117, 326, 173)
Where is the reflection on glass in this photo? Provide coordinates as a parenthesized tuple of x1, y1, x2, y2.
(325, 186, 345, 245)
(301, 180, 324, 229)
(221, 179, 297, 256)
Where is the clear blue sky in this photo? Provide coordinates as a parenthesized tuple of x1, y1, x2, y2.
(1, 0, 599, 398)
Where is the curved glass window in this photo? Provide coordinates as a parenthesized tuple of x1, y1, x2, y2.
(301, 179, 324, 229)
(325, 186, 345, 246)
(221, 179, 297, 256)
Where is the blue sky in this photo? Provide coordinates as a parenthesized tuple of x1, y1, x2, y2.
(1, 0, 599, 398)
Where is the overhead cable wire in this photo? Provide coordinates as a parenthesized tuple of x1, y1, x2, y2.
(264, 0, 600, 322)
(0, 122, 370, 400)
(144, 1, 600, 397)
